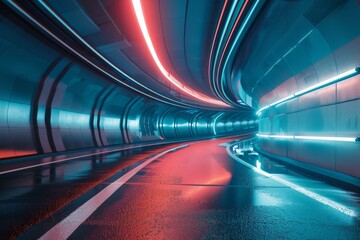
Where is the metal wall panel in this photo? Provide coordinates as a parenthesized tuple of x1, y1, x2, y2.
(175, 111, 192, 138)
(233, 121, 241, 132)
(100, 89, 132, 145)
(0, 126, 13, 158)
(297, 105, 336, 135)
(286, 113, 298, 160)
(195, 116, 211, 136)
(126, 98, 162, 142)
(336, 100, 360, 136)
(334, 100, 360, 177)
(297, 85, 336, 112)
(258, 118, 270, 134)
(51, 65, 104, 150)
(335, 142, 360, 178)
(296, 141, 336, 170)
(0, 15, 58, 158)
(139, 105, 164, 141)
(258, 84, 359, 179)
(337, 75, 360, 103)
(268, 138, 287, 157)
(0, 8, 254, 160)
(161, 111, 177, 139)
(212, 113, 225, 135)
(272, 114, 287, 134)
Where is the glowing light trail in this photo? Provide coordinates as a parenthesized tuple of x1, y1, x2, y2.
(211, 0, 238, 100)
(256, 68, 360, 115)
(5, 0, 202, 109)
(257, 134, 358, 143)
(216, 0, 249, 88)
(132, 0, 228, 107)
(219, 0, 262, 103)
(208, 0, 228, 86)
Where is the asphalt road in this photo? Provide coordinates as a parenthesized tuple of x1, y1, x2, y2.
(1, 136, 360, 239)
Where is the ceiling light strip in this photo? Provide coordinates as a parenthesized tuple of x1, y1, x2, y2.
(256, 67, 360, 115)
(132, 0, 228, 107)
(208, 0, 228, 86)
(27, 0, 226, 109)
(211, 0, 239, 101)
(257, 134, 359, 142)
(217, 0, 250, 105)
(294, 136, 357, 142)
(6, 0, 203, 110)
(222, 0, 261, 70)
(294, 68, 359, 96)
(216, 0, 249, 87)
(219, 0, 262, 104)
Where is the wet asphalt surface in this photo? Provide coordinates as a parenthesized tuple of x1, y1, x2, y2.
(1, 137, 360, 239)
(0, 144, 176, 239)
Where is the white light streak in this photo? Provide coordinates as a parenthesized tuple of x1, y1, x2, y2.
(257, 134, 357, 142)
(227, 146, 357, 217)
(256, 68, 359, 115)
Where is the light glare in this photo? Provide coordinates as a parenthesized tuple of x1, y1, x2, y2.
(257, 134, 356, 142)
(227, 146, 357, 217)
(257, 68, 359, 115)
(132, 0, 228, 106)
(294, 69, 358, 96)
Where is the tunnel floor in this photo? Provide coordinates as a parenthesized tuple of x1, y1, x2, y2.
(1, 137, 360, 239)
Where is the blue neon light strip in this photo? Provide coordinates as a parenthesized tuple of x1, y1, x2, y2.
(257, 134, 359, 142)
(219, 0, 261, 104)
(212, 113, 224, 135)
(256, 67, 360, 115)
(211, 0, 239, 102)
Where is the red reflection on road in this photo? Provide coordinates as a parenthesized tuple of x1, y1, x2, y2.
(155, 140, 233, 201)
(86, 138, 237, 239)
(0, 149, 36, 159)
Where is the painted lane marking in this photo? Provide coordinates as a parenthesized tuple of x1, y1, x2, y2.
(226, 145, 357, 217)
(0, 142, 184, 175)
(1, 134, 247, 175)
(38, 144, 187, 240)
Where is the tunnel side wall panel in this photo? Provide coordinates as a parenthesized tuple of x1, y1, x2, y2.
(258, 76, 360, 179)
(256, 3, 360, 182)
(0, 11, 256, 159)
(0, 16, 58, 158)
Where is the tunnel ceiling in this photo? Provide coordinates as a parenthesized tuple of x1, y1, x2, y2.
(4, 0, 264, 110)
(7, 0, 357, 111)
(232, 0, 360, 107)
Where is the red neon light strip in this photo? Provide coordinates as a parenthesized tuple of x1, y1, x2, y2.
(208, 0, 228, 85)
(216, 0, 249, 88)
(132, 0, 228, 107)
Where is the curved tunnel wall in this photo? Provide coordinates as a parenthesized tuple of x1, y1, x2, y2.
(249, 0, 360, 185)
(0, 10, 256, 160)
(258, 70, 360, 182)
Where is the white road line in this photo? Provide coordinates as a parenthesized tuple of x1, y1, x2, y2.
(38, 144, 187, 240)
(0, 142, 179, 175)
(226, 145, 357, 217)
(1, 134, 247, 175)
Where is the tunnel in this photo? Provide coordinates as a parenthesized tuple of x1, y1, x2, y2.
(0, 0, 360, 239)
